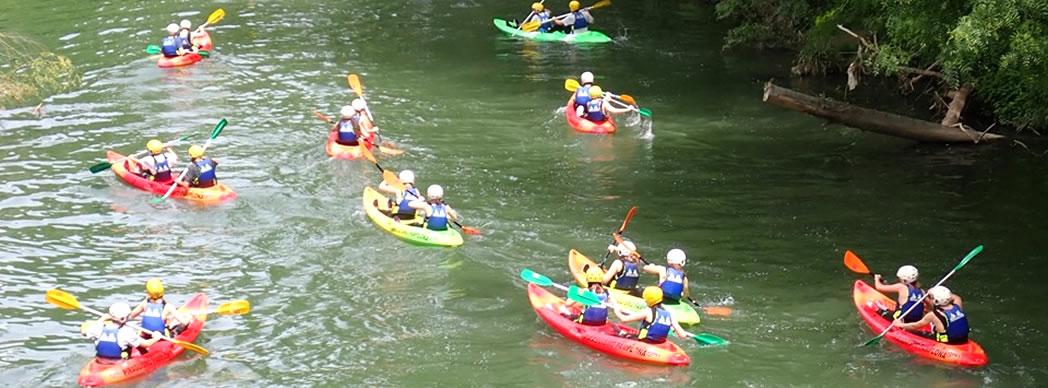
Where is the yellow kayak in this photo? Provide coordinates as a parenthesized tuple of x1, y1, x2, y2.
(362, 186, 463, 247)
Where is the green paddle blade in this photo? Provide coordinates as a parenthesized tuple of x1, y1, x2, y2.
(519, 269, 553, 287)
(199, 50, 210, 57)
(638, 108, 653, 118)
(89, 162, 114, 174)
(566, 285, 601, 306)
(862, 334, 885, 347)
(693, 332, 729, 346)
(210, 119, 227, 138)
(144, 45, 160, 54)
(953, 245, 982, 271)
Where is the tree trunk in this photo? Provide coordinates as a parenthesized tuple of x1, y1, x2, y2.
(941, 85, 972, 127)
(762, 82, 1004, 143)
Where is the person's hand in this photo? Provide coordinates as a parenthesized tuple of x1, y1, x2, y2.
(608, 244, 617, 253)
(873, 274, 882, 282)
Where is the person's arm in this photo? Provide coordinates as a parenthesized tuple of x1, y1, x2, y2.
(895, 313, 935, 331)
(128, 300, 147, 320)
(683, 276, 690, 298)
(604, 100, 631, 114)
(613, 304, 645, 323)
(873, 274, 900, 293)
(409, 201, 431, 213)
(446, 205, 461, 222)
(377, 181, 398, 195)
(952, 294, 963, 309)
(671, 318, 694, 339)
(178, 164, 199, 187)
(330, 121, 340, 133)
(583, 10, 594, 23)
(602, 260, 622, 284)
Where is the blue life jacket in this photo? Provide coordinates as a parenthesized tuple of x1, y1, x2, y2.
(935, 305, 970, 343)
(426, 202, 449, 231)
(141, 300, 166, 332)
(897, 284, 925, 323)
(612, 260, 640, 290)
(579, 291, 608, 325)
(398, 187, 421, 215)
(639, 306, 672, 343)
(572, 11, 589, 31)
(193, 158, 216, 187)
(585, 99, 605, 122)
(536, 11, 552, 32)
(178, 29, 193, 49)
(150, 153, 173, 182)
(95, 325, 125, 359)
(574, 85, 591, 107)
(161, 36, 179, 57)
(337, 117, 360, 144)
(661, 267, 685, 301)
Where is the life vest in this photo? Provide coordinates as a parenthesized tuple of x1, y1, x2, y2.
(584, 99, 605, 122)
(536, 11, 552, 32)
(141, 299, 166, 332)
(336, 117, 361, 144)
(896, 284, 925, 323)
(572, 11, 589, 32)
(150, 153, 173, 182)
(426, 202, 449, 231)
(193, 158, 216, 188)
(178, 28, 193, 48)
(934, 304, 970, 344)
(161, 36, 179, 57)
(574, 85, 592, 107)
(578, 291, 608, 325)
(95, 324, 126, 359)
(660, 267, 685, 302)
(397, 187, 421, 215)
(638, 306, 672, 343)
(611, 260, 640, 290)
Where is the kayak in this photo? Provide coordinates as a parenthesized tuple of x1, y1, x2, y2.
(492, 18, 613, 44)
(325, 132, 375, 160)
(78, 293, 209, 386)
(565, 99, 617, 134)
(107, 151, 236, 205)
(157, 53, 202, 68)
(527, 283, 690, 366)
(852, 280, 988, 367)
(362, 186, 463, 247)
(568, 249, 701, 325)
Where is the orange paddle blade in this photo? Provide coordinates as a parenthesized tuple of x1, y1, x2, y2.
(312, 110, 333, 123)
(703, 306, 733, 317)
(348, 74, 364, 97)
(844, 250, 870, 274)
(617, 206, 638, 233)
(459, 224, 482, 235)
(618, 94, 637, 106)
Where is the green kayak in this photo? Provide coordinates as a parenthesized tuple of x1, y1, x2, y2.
(492, 18, 613, 44)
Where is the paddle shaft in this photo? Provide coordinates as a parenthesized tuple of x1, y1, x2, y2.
(518, 0, 546, 30)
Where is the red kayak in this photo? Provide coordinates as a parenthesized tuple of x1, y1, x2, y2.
(527, 283, 690, 366)
(852, 280, 988, 367)
(565, 98, 616, 134)
(325, 132, 375, 160)
(156, 31, 213, 68)
(78, 293, 208, 386)
(107, 151, 236, 205)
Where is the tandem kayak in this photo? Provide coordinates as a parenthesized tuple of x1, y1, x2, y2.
(852, 280, 988, 367)
(527, 283, 690, 366)
(492, 18, 613, 44)
(567, 249, 701, 325)
(565, 99, 617, 134)
(107, 151, 236, 204)
(362, 186, 463, 247)
(78, 293, 209, 386)
(325, 132, 375, 160)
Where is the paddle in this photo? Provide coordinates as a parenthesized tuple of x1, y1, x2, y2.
(45, 289, 209, 356)
(186, 299, 251, 316)
(89, 134, 191, 174)
(521, 0, 612, 32)
(347, 74, 405, 156)
(150, 119, 227, 204)
(860, 245, 983, 346)
(516, 0, 544, 31)
(598, 206, 638, 268)
(564, 79, 652, 118)
(843, 250, 871, 274)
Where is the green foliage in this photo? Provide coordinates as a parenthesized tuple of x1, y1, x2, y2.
(715, 0, 824, 50)
(0, 32, 81, 110)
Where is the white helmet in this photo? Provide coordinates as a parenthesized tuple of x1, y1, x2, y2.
(351, 98, 366, 112)
(166, 23, 180, 34)
(399, 170, 415, 184)
(180, 19, 192, 29)
(667, 249, 686, 265)
(617, 240, 636, 257)
(896, 265, 919, 284)
(929, 286, 952, 306)
(340, 105, 354, 118)
(427, 184, 444, 199)
(108, 302, 131, 320)
(580, 71, 594, 84)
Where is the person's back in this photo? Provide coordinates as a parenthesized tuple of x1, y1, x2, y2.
(161, 24, 181, 58)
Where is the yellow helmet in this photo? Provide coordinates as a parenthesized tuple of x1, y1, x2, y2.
(188, 144, 205, 158)
(589, 85, 603, 99)
(642, 286, 663, 307)
(569, 1, 581, 11)
(145, 278, 164, 298)
(585, 268, 603, 284)
(531, 2, 544, 11)
(146, 139, 163, 154)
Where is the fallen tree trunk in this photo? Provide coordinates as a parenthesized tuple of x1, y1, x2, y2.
(762, 82, 1005, 143)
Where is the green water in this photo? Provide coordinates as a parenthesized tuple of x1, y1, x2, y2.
(2, 1, 1047, 386)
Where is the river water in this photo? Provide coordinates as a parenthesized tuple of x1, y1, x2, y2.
(2, 1, 1047, 386)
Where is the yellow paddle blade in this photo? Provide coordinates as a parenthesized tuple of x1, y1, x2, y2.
(172, 339, 210, 356)
(215, 300, 250, 315)
(618, 94, 637, 106)
(521, 20, 542, 32)
(361, 142, 378, 164)
(590, 0, 612, 10)
(207, 9, 225, 25)
(46, 289, 81, 310)
(564, 79, 580, 92)
(348, 74, 364, 97)
(383, 170, 405, 192)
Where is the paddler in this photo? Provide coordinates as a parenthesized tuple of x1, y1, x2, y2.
(560, 266, 610, 326)
(417, 184, 462, 231)
(160, 23, 184, 58)
(177, 20, 197, 53)
(613, 287, 695, 344)
(177, 145, 219, 188)
(129, 278, 189, 338)
(330, 99, 376, 146)
(81, 302, 162, 360)
(896, 286, 970, 344)
(135, 139, 178, 184)
(874, 265, 925, 323)
(602, 238, 643, 294)
(643, 249, 690, 305)
(553, 1, 594, 34)
(521, 2, 554, 33)
(579, 86, 630, 122)
(378, 169, 423, 222)
(573, 71, 595, 108)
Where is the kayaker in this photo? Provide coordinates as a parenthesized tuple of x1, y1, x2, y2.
(613, 287, 695, 344)
(560, 266, 610, 326)
(330, 99, 376, 146)
(135, 139, 178, 184)
(522, 2, 554, 33)
(573, 71, 595, 108)
(378, 170, 423, 222)
(177, 145, 219, 188)
(81, 302, 163, 360)
(896, 286, 970, 344)
(554, 1, 594, 34)
(643, 249, 690, 304)
(602, 238, 643, 294)
(417, 184, 462, 231)
(160, 23, 183, 58)
(580, 86, 630, 122)
(129, 279, 188, 338)
(177, 20, 196, 52)
(874, 265, 925, 323)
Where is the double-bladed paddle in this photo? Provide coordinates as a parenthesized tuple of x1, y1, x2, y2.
(520, 0, 613, 32)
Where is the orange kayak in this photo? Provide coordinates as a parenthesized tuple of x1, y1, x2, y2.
(107, 151, 236, 205)
(325, 132, 375, 160)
